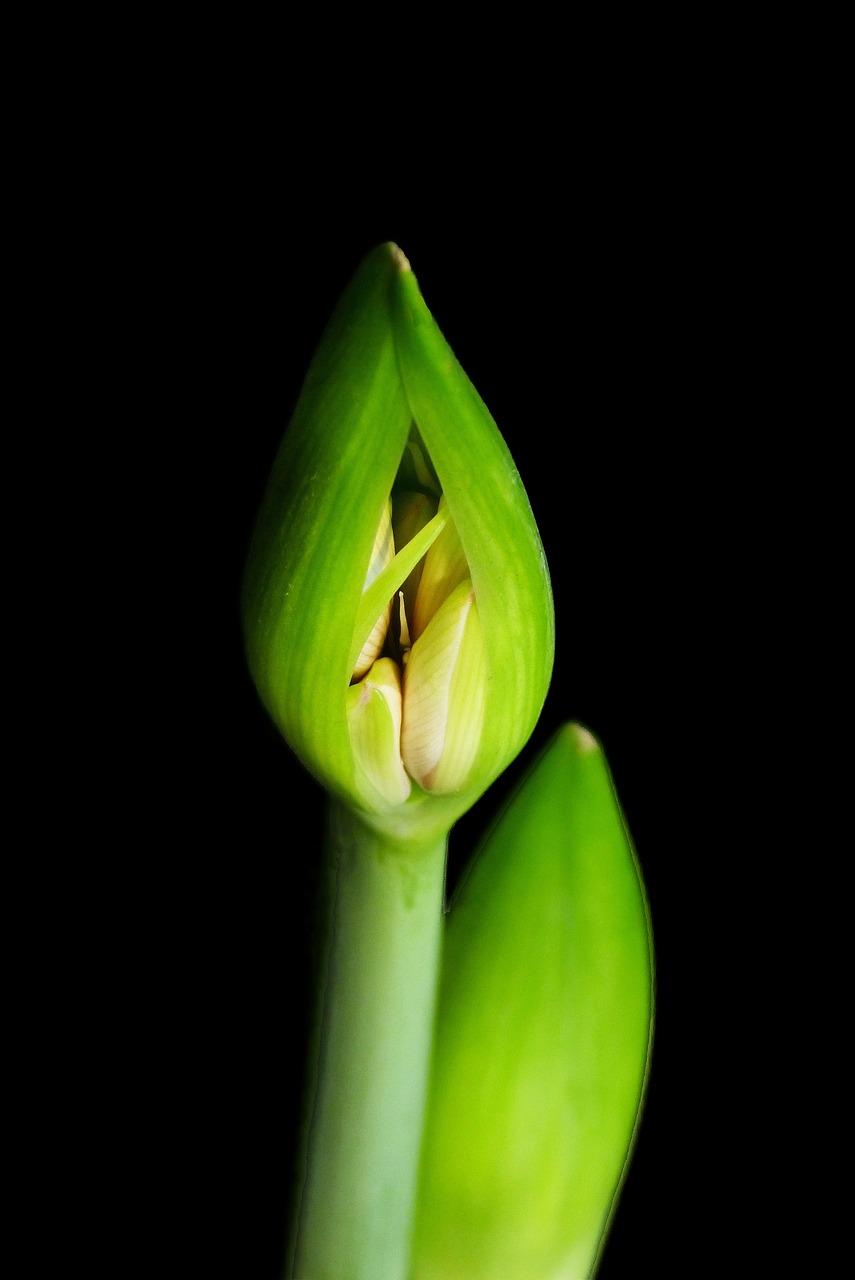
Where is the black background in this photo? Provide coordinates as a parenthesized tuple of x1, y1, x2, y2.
(127, 199, 769, 1277)
(27, 33, 832, 1267)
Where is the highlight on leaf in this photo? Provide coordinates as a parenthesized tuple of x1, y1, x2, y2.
(411, 723, 654, 1280)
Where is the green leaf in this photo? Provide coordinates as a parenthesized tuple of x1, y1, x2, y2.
(411, 724, 654, 1280)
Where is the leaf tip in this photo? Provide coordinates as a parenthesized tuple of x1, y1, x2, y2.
(560, 721, 601, 755)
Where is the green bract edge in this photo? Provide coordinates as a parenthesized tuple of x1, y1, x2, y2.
(242, 246, 412, 803)
(390, 262, 555, 792)
(243, 243, 555, 836)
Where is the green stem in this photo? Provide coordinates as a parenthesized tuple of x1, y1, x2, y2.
(288, 799, 447, 1280)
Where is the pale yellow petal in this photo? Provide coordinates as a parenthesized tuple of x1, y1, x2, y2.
(402, 579, 486, 794)
(347, 657, 411, 809)
(352, 501, 394, 679)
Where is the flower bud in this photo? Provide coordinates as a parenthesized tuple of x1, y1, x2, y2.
(243, 243, 554, 834)
(402, 579, 486, 794)
(346, 657, 411, 809)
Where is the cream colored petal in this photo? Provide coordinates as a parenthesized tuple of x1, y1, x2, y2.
(411, 497, 469, 642)
(402, 578, 486, 795)
(347, 657, 411, 809)
(352, 501, 394, 679)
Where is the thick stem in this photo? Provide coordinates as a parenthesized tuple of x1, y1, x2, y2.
(288, 800, 447, 1280)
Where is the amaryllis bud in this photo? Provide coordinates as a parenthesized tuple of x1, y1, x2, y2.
(352, 501, 395, 680)
(242, 243, 553, 839)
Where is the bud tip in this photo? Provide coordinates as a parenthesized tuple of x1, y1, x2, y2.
(387, 242, 411, 273)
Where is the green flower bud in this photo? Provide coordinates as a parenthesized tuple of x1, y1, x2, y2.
(242, 244, 554, 837)
(392, 490, 437, 636)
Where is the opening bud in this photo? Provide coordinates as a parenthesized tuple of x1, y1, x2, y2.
(410, 496, 468, 642)
(243, 244, 554, 830)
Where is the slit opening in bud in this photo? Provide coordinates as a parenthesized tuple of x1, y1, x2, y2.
(346, 424, 487, 809)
